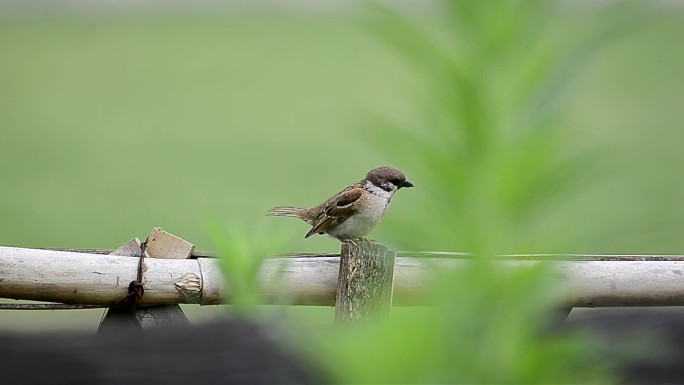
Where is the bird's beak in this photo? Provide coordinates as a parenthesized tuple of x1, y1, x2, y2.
(401, 180, 414, 188)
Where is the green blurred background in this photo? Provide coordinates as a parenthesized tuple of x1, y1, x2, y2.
(2, 2, 684, 335)
(0, 9, 410, 255)
(3, 4, 684, 254)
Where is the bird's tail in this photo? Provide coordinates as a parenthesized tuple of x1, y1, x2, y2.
(266, 206, 305, 218)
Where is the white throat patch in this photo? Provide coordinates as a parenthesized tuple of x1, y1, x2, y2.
(364, 180, 394, 200)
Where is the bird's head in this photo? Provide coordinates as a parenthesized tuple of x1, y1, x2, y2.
(365, 166, 414, 193)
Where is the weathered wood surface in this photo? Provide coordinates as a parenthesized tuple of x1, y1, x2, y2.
(0, 246, 220, 306)
(6, 246, 684, 307)
(134, 229, 193, 328)
(99, 229, 193, 331)
(145, 227, 195, 260)
(98, 238, 148, 331)
(36, 247, 684, 261)
(335, 241, 395, 322)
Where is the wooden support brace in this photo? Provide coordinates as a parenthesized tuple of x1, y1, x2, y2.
(552, 307, 573, 323)
(98, 228, 194, 331)
(98, 238, 142, 331)
(335, 240, 396, 323)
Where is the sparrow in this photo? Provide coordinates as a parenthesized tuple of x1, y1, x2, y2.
(267, 166, 413, 240)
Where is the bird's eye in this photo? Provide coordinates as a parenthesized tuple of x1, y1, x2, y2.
(380, 182, 395, 192)
(390, 178, 403, 186)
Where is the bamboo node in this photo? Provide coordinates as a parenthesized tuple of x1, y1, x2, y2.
(175, 273, 202, 300)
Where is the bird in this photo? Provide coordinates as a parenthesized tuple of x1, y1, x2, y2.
(267, 166, 413, 241)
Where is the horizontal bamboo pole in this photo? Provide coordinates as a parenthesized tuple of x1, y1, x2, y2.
(33, 247, 684, 261)
(3, 246, 684, 307)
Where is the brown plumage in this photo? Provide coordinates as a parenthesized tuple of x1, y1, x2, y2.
(268, 166, 413, 240)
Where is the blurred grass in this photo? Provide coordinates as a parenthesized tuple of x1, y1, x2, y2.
(295, 3, 642, 383)
(0, 13, 412, 253)
(0, 9, 681, 252)
(1, 10, 684, 254)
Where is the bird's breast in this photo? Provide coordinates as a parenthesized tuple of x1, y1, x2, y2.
(327, 191, 391, 239)
(357, 191, 391, 222)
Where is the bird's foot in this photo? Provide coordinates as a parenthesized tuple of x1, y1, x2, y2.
(342, 238, 359, 247)
(342, 237, 373, 247)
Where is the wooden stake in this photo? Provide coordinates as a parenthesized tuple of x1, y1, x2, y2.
(335, 240, 396, 323)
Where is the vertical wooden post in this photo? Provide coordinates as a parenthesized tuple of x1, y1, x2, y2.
(98, 228, 194, 332)
(335, 240, 396, 323)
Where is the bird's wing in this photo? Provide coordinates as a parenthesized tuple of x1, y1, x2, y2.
(305, 187, 363, 238)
